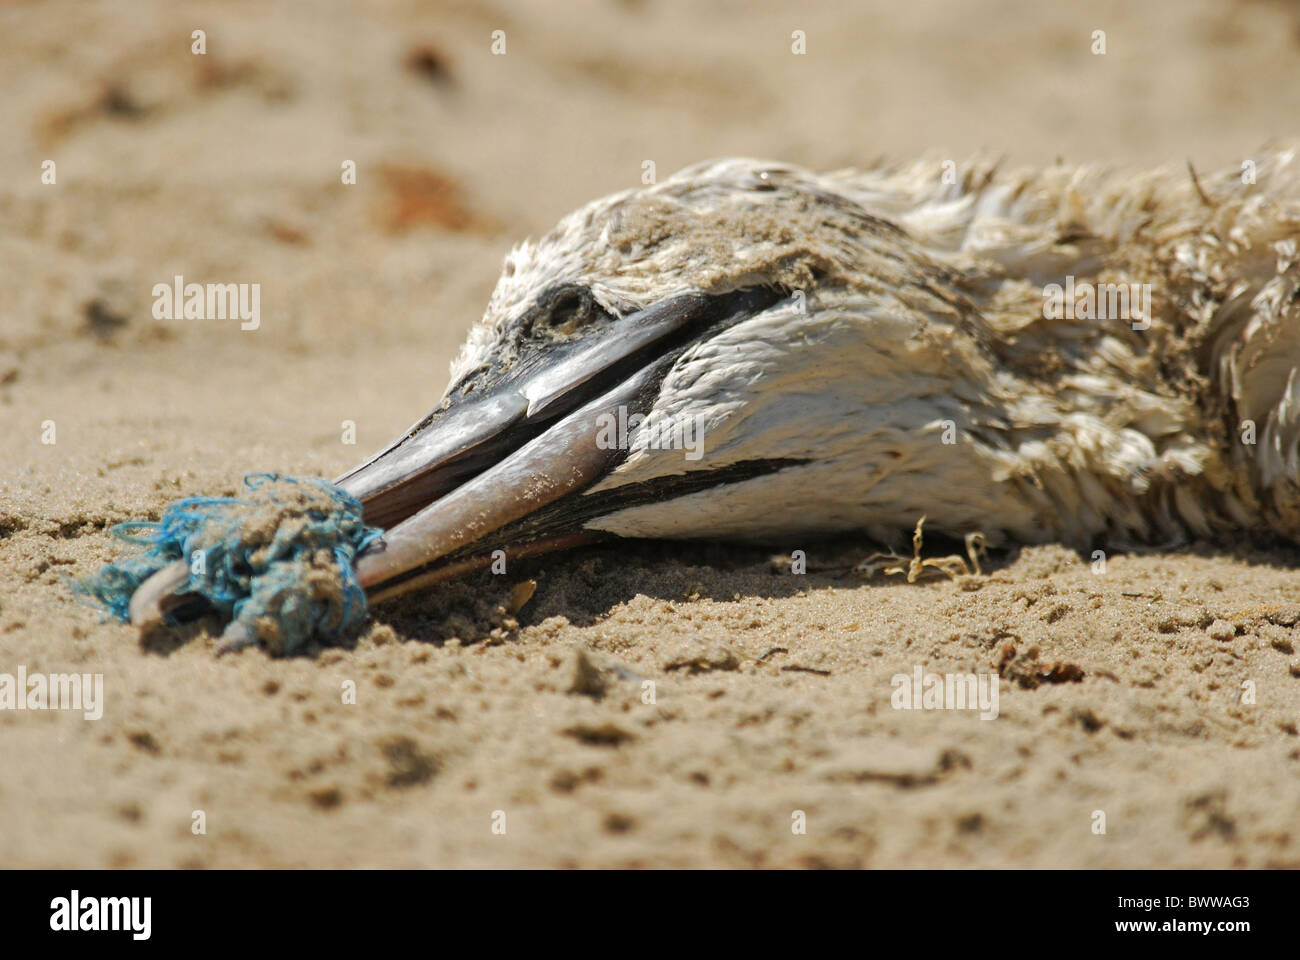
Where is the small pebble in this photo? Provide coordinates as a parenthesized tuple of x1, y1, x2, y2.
(1206, 619, 1236, 641)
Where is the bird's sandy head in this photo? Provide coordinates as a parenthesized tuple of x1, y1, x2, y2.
(449, 158, 969, 391)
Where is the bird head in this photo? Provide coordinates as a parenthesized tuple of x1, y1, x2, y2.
(339, 158, 1010, 601)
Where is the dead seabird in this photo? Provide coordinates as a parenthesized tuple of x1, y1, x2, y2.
(137, 148, 1300, 618)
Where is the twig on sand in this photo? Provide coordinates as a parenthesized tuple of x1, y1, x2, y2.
(855, 516, 987, 582)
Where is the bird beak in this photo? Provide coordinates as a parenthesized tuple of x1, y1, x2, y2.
(336, 287, 781, 603)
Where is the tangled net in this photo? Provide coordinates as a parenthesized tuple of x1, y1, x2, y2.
(75, 474, 383, 655)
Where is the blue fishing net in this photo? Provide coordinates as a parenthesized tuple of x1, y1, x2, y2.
(75, 474, 384, 655)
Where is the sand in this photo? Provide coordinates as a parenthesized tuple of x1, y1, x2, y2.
(2, 0, 1299, 868)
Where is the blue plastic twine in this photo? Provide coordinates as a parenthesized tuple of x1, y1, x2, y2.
(75, 473, 384, 654)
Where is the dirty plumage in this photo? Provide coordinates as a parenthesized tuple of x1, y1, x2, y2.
(340, 146, 1300, 598)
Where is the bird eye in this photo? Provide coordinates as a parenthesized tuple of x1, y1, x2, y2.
(522, 285, 604, 342)
(546, 291, 591, 334)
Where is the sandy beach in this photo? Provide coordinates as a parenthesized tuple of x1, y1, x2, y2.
(2, 0, 1299, 867)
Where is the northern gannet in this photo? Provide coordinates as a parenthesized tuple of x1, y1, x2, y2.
(135, 148, 1300, 619)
